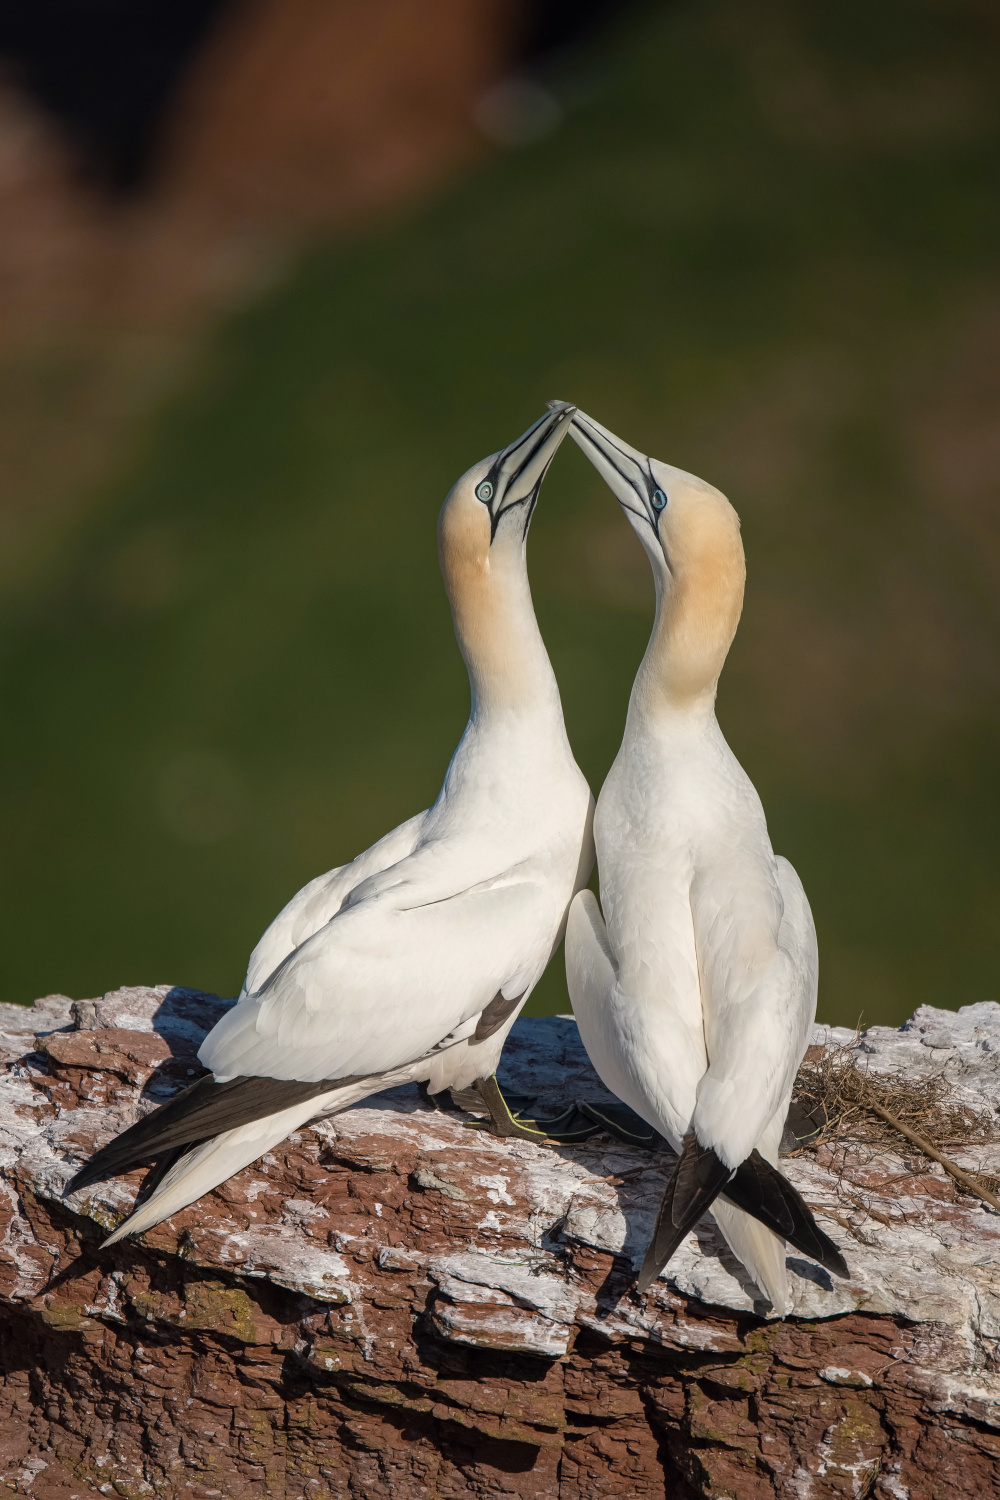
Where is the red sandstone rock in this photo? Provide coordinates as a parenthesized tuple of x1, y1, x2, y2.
(1, 985, 999, 1497)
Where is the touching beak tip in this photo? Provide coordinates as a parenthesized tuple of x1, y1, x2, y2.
(546, 398, 577, 425)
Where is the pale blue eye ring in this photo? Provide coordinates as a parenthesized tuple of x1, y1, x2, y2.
(477, 480, 494, 503)
(651, 488, 667, 511)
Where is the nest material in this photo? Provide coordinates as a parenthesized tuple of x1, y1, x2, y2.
(787, 1039, 1000, 1238)
(791, 1039, 998, 1152)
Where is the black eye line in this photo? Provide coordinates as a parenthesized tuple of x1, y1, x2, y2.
(489, 479, 541, 542)
(643, 462, 667, 519)
(584, 424, 635, 471)
(489, 499, 503, 541)
(520, 478, 543, 540)
(492, 412, 560, 495)
(486, 416, 565, 538)
(480, 460, 501, 502)
(619, 499, 648, 526)
(574, 425, 658, 534)
(481, 460, 501, 537)
(519, 422, 555, 469)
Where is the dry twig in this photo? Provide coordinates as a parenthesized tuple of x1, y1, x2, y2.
(794, 1038, 995, 1151)
(867, 1102, 1000, 1213)
(792, 1038, 1000, 1218)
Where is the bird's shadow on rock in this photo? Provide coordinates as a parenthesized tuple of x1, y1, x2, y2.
(787, 1256, 834, 1293)
(691, 1217, 776, 1317)
(126, 987, 237, 1104)
(148, 986, 234, 1054)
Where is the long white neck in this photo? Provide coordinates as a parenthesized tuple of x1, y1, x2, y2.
(629, 530, 745, 733)
(445, 534, 564, 732)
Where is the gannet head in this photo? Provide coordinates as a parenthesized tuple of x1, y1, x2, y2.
(567, 407, 746, 704)
(439, 402, 576, 576)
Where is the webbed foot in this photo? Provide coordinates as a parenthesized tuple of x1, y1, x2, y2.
(578, 1100, 662, 1148)
(466, 1075, 601, 1144)
(417, 1080, 462, 1112)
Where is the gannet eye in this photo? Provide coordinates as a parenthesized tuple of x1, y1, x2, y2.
(651, 489, 667, 512)
(476, 480, 494, 504)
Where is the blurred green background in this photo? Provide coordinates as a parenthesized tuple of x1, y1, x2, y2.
(1, 0, 998, 1026)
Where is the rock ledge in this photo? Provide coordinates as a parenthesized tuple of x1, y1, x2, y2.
(1, 986, 1000, 1498)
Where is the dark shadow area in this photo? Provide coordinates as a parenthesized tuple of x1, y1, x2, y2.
(0, 0, 233, 189)
(513, 0, 658, 75)
(0, 0, 657, 193)
(41, 1248, 98, 1297)
(149, 985, 235, 1050)
(592, 1254, 642, 1318)
(787, 1255, 834, 1294)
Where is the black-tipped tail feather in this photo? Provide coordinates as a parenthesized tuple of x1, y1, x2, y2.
(637, 1133, 850, 1295)
(65, 1073, 347, 1194)
(636, 1133, 732, 1293)
(722, 1151, 849, 1280)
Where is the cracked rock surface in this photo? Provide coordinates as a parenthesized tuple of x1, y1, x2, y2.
(1, 986, 1000, 1497)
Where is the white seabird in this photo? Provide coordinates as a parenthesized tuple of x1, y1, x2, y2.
(562, 409, 847, 1313)
(70, 403, 595, 1241)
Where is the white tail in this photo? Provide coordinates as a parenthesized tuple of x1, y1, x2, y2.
(709, 1198, 788, 1316)
(707, 1108, 790, 1315)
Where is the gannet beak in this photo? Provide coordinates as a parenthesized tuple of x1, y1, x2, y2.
(565, 408, 665, 531)
(482, 401, 576, 539)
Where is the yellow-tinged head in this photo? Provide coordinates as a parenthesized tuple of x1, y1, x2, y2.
(438, 402, 576, 713)
(439, 401, 576, 576)
(567, 407, 745, 707)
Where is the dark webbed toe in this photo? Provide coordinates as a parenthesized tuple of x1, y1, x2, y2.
(467, 1076, 600, 1143)
(579, 1100, 662, 1148)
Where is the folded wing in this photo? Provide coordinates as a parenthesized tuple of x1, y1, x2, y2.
(689, 850, 818, 1169)
(242, 811, 428, 996)
(202, 873, 557, 1083)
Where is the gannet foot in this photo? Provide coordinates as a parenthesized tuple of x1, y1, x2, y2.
(417, 1080, 462, 1113)
(466, 1076, 600, 1144)
(578, 1099, 662, 1148)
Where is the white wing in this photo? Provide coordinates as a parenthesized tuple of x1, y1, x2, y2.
(565, 890, 628, 1096)
(565, 889, 705, 1145)
(242, 811, 428, 995)
(690, 850, 818, 1168)
(202, 874, 558, 1083)
(568, 888, 791, 1311)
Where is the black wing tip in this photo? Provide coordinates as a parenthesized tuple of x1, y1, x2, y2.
(64, 1165, 94, 1196)
(59, 1074, 339, 1199)
(727, 1150, 851, 1281)
(635, 1256, 660, 1295)
(635, 1133, 733, 1294)
(64, 1152, 132, 1196)
(817, 1241, 850, 1280)
(638, 1139, 853, 1296)
(62, 1116, 178, 1195)
(670, 1133, 733, 1231)
(794, 1217, 850, 1280)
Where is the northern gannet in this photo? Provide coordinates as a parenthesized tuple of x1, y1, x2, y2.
(562, 410, 847, 1313)
(69, 404, 595, 1241)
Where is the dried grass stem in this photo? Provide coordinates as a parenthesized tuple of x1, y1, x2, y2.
(792, 1037, 1000, 1221)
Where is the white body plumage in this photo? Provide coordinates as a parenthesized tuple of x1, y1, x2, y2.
(91, 405, 594, 1242)
(570, 704, 816, 1167)
(564, 411, 819, 1313)
(214, 696, 593, 1096)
